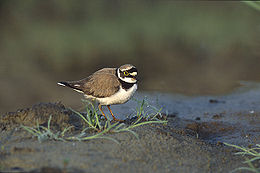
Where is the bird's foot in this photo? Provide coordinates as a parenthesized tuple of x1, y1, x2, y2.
(111, 118, 124, 123)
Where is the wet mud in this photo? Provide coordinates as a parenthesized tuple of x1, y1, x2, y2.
(1, 84, 260, 172)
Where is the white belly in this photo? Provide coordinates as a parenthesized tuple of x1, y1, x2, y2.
(84, 84, 137, 105)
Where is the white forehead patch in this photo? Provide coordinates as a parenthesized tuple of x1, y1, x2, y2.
(130, 72, 137, 76)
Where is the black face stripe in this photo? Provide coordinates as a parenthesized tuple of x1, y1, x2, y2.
(119, 68, 137, 78)
(127, 68, 137, 73)
(130, 75, 137, 79)
(119, 69, 137, 78)
(126, 67, 137, 79)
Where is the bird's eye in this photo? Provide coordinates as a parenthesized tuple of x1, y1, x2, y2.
(124, 71, 129, 76)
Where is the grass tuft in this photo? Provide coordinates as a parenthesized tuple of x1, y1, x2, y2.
(224, 142, 260, 173)
(21, 98, 167, 143)
(21, 115, 73, 142)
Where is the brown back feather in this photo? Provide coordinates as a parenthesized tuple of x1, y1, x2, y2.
(83, 73, 120, 97)
(68, 68, 120, 98)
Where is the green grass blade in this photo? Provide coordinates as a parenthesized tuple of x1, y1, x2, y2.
(133, 117, 143, 125)
(224, 142, 260, 173)
(244, 156, 260, 163)
(232, 167, 259, 173)
(61, 126, 74, 137)
(116, 128, 139, 139)
(21, 125, 41, 136)
(70, 108, 96, 129)
(113, 123, 125, 131)
(47, 115, 52, 130)
(129, 120, 167, 129)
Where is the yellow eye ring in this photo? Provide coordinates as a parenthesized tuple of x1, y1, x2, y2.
(124, 71, 129, 76)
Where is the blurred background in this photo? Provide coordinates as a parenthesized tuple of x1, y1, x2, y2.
(1, 1, 260, 114)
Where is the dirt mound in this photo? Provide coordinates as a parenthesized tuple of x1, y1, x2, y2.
(0, 102, 84, 131)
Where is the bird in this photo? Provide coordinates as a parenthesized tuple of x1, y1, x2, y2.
(57, 64, 138, 122)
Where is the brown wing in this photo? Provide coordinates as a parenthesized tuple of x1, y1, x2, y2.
(94, 68, 116, 75)
(58, 67, 119, 97)
(82, 72, 120, 98)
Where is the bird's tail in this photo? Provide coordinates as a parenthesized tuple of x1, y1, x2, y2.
(57, 81, 84, 93)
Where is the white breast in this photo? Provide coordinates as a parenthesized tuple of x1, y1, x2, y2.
(84, 84, 137, 105)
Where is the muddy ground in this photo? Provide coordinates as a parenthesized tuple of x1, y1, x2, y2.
(1, 85, 260, 172)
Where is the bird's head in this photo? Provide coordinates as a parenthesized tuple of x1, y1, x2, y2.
(117, 64, 138, 83)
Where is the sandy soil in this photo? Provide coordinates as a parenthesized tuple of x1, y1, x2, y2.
(1, 101, 257, 173)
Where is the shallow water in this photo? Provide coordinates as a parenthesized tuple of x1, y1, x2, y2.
(109, 81, 260, 145)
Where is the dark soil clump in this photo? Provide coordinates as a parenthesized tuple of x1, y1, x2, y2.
(0, 102, 85, 131)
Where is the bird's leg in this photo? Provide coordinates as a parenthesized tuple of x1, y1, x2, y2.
(107, 105, 123, 122)
(98, 104, 107, 120)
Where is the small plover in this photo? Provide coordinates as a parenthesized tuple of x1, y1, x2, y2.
(58, 64, 138, 121)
